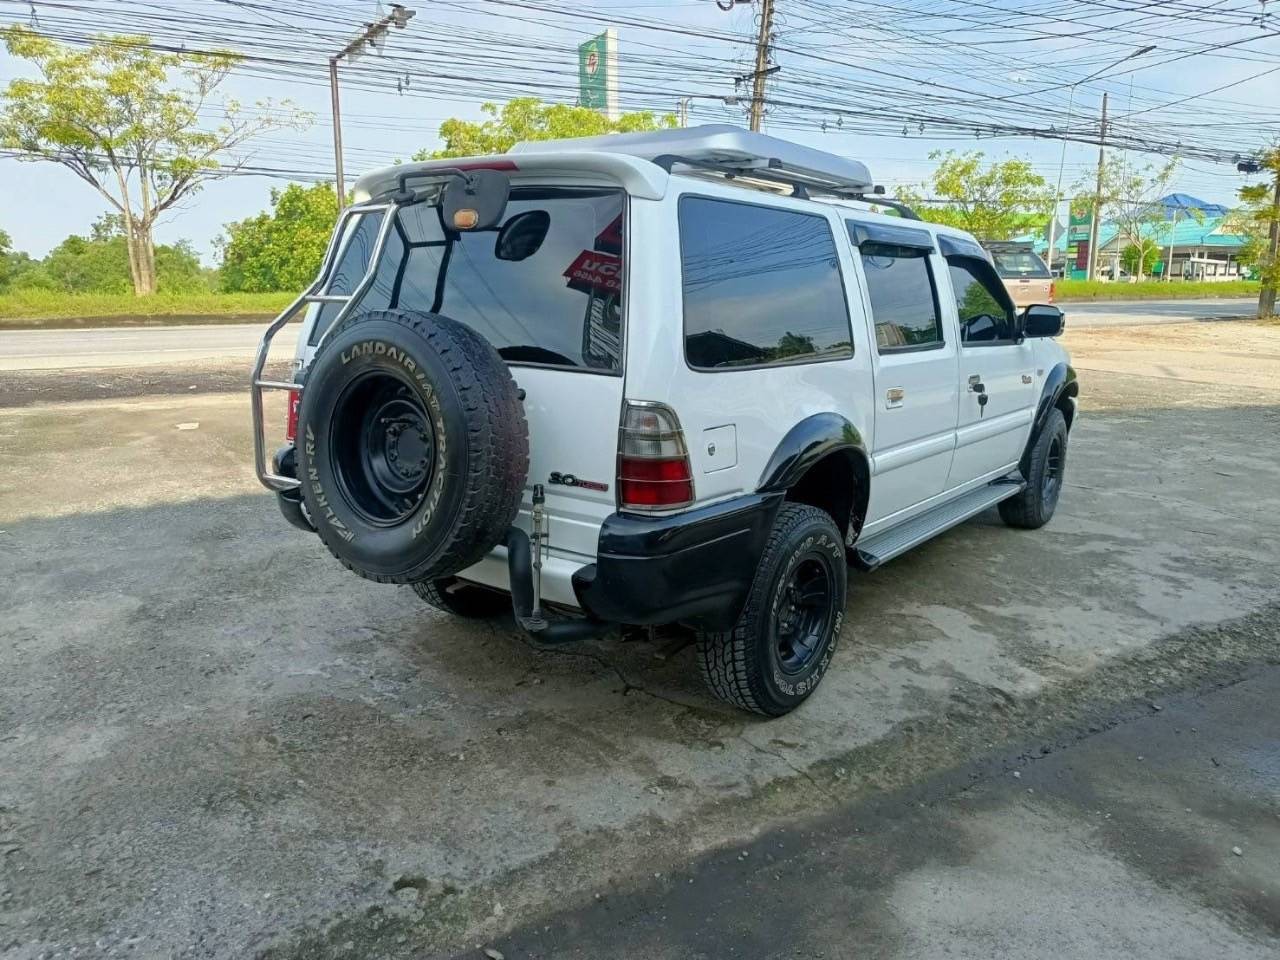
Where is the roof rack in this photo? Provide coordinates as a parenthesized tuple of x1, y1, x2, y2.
(512, 124, 876, 198)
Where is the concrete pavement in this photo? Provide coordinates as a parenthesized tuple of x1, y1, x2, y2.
(2, 336, 1279, 957)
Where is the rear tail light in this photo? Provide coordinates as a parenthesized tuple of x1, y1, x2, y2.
(1049, 281, 1056, 303)
(285, 389, 301, 443)
(618, 401, 694, 511)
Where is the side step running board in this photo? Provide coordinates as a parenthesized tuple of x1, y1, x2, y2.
(854, 480, 1023, 570)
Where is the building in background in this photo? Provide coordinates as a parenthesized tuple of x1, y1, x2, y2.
(1031, 194, 1250, 282)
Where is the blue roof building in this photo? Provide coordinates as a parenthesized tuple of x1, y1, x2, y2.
(1030, 194, 1249, 281)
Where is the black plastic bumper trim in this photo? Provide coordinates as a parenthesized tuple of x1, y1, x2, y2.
(573, 492, 784, 629)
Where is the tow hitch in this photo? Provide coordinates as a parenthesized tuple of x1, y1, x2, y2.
(506, 485, 612, 644)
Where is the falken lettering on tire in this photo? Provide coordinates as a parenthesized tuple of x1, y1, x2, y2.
(304, 422, 356, 543)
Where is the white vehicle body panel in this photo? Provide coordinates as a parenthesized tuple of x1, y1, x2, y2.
(280, 136, 1071, 612)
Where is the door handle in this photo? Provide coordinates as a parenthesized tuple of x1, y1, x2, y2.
(885, 387, 905, 409)
(967, 374, 985, 393)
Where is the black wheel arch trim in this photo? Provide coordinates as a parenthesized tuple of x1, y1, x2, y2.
(757, 412, 868, 491)
(757, 412, 870, 541)
(1021, 362, 1078, 475)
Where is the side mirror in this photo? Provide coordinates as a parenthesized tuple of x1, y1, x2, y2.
(494, 209, 550, 262)
(1021, 304, 1065, 338)
(441, 169, 510, 232)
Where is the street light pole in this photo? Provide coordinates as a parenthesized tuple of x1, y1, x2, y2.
(1046, 45, 1154, 281)
(328, 4, 416, 211)
(329, 56, 345, 211)
(1045, 84, 1077, 277)
(1087, 91, 1108, 282)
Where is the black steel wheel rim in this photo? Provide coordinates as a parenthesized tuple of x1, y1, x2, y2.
(774, 556, 835, 675)
(1042, 436, 1064, 504)
(328, 371, 436, 526)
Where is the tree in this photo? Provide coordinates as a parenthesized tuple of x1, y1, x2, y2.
(9, 225, 206, 294)
(895, 151, 1054, 241)
(1121, 242, 1159, 277)
(0, 27, 308, 296)
(1080, 156, 1181, 282)
(1230, 145, 1280, 317)
(415, 97, 676, 160)
(218, 183, 339, 293)
(0, 228, 37, 291)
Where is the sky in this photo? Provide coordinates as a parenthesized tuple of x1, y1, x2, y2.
(1, 0, 1277, 265)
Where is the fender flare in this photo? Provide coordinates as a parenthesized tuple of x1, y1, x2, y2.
(1021, 362, 1078, 475)
(758, 412, 871, 540)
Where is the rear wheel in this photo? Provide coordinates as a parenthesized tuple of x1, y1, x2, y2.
(697, 504, 847, 716)
(413, 578, 510, 619)
(1000, 407, 1068, 529)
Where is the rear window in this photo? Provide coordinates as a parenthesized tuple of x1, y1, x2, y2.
(991, 250, 1050, 279)
(679, 196, 852, 370)
(348, 187, 625, 373)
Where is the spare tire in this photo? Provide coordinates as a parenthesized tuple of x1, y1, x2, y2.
(296, 309, 528, 583)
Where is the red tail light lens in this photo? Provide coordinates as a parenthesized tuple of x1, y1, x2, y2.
(1049, 281, 1056, 303)
(618, 401, 694, 511)
(285, 389, 301, 443)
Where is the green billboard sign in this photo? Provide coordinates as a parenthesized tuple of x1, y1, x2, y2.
(578, 33, 608, 112)
(577, 30, 617, 119)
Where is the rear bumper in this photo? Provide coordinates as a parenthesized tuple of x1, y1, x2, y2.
(572, 492, 783, 630)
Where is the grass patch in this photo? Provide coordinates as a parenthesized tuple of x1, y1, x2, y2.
(1056, 279, 1260, 302)
(0, 289, 293, 327)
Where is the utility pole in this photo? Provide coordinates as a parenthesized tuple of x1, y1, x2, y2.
(1044, 46, 1154, 279)
(1263, 168, 1280, 317)
(677, 96, 690, 128)
(1087, 91, 1108, 282)
(328, 5, 416, 211)
(748, 0, 775, 132)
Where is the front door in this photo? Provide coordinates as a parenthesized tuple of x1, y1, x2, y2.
(943, 254, 1037, 487)
(852, 234, 959, 524)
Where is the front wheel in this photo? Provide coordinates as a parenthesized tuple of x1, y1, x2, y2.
(697, 504, 847, 717)
(999, 407, 1068, 529)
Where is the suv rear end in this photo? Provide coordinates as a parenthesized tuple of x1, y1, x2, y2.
(986, 242, 1054, 309)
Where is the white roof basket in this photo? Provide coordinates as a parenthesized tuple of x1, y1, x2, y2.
(511, 124, 876, 200)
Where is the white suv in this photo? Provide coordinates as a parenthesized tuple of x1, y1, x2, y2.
(251, 126, 1077, 716)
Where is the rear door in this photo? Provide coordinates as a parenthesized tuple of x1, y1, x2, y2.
(331, 186, 629, 564)
(942, 252, 1037, 486)
(848, 222, 960, 525)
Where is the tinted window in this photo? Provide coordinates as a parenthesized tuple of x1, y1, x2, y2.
(354, 188, 625, 372)
(991, 250, 1051, 279)
(948, 257, 1017, 344)
(857, 240, 943, 351)
(679, 197, 852, 370)
(310, 210, 385, 345)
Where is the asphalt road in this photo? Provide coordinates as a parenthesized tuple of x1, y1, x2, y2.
(1067, 297, 1256, 327)
(488, 665, 1280, 960)
(0, 322, 277, 371)
(0, 299, 1259, 371)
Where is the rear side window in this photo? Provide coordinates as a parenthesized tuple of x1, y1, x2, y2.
(857, 240, 943, 351)
(355, 188, 625, 372)
(947, 257, 1018, 344)
(679, 196, 852, 370)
